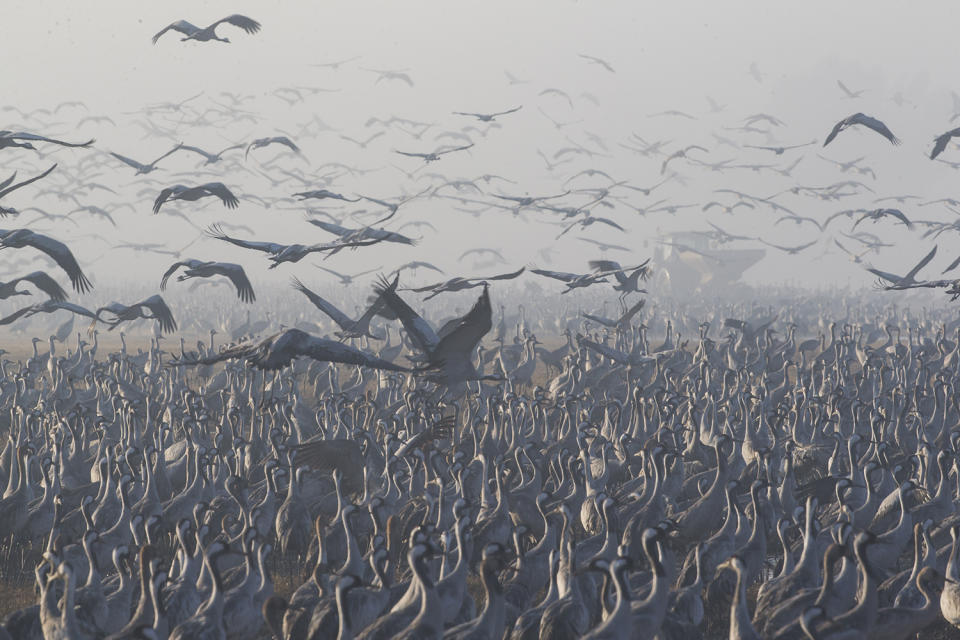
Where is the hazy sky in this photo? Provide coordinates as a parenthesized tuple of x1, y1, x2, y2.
(2, 0, 960, 302)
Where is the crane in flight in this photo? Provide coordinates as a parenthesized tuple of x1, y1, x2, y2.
(588, 259, 651, 299)
(394, 143, 473, 164)
(0, 131, 94, 151)
(109, 144, 183, 175)
(152, 14, 261, 44)
(406, 267, 525, 299)
(374, 274, 501, 391)
(452, 107, 522, 122)
(853, 208, 913, 230)
(0, 300, 97, 326)
(293, 189, 359, 202)
(160, 259, 256, 302)
(291, 277, 385, 340)
(0, 164, 57, 215)
(530, 267, 609, 293)
(0, 271, 68, 302)
(582, 297, 646, 331)
(175, 143, 244, 165)
(153, 183, 239, 214)
(307, 219, 415, 247)
(823, 113, 900, 146)
(867, 246, 938, 290)
(96, 295, 177, 334)
(836, 80, 864, 99)
(578, 53, 615, 73)
(314, 265, 381, 286)
(930, 127, 960, 160)
(245, 136, 300, 159)
(0, 229, 92, 293)
(744, 140, 815, 155)
(171, 328, 411, 371)
(206, 224, 379, 268)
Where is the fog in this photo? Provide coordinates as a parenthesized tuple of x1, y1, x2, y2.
(3, 0, 960, 300)
(8, 5, 960, 636)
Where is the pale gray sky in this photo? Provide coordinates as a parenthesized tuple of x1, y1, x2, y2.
(2, 0, 959, 299)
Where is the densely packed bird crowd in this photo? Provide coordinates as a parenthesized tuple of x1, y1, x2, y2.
(6, 9, 960, 640)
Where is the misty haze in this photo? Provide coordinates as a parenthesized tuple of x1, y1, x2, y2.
(2, 1, 960, 639)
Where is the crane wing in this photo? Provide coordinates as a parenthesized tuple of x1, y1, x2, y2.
(200, 183, 239, 209)
(13, 271, 68, 302)
(374, 274, 439, 354)
(13, 231, 92, 293)
(291, 277, 353, 329)
(217, 263, 255, 302)
(0, 164, 57, 200)
(211, 14, 262, 34)
(152, 20, 200, 44)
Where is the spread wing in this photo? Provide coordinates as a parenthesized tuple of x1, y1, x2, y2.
(170, 340, 258, 367)
(576, 333, 630, 365)
(477, 266, 525, 281)
(438, 143, 475, 156)
(904, 246, 938, 282)
(206, 224, 285, 254)
(460, 247, 506, 261)
(397, 261, 443, 274)
(581, 313, 616, 328)
(0, 305, 38, 326)
(150, 143, 184, 166)
(493, 106, 523, 117)
(160, 260, 192, 290)
(152, 20, 200, 44)
(374, 274, 439, 354)
(0, 164, 57, 200)
(173, 329, 406, 370)
(211, 14, 262, 34)
(314, 265, 346, 279)
(618, 298, 646, 325)
(13, 231, 92, 293)
(865, 266, 905, 285)
(823, 118, 847, 147)
(589, 259, 623, 273)
(409, 280, 447, 293)
(352, 291, 388, 338)
(216, 263, 255, 302)
(931, 128, 960, 160)
(252, 330, 409, 371)
(8, 300, 97, 327)
(153, 186, 180, 214)
(12, 271, 68, 302)
(5, 132, 93, 148)
(943, 254, 960, 275)
(882, 208, 912, 228)
(291, 277, 353, 329)
(200, 183, 239, 209)
(592, 216, 625, 231)
(109, 152, 149, 172)
(531, 268, 577, 282)
(46, 301, 97, 320)
(306, 219, 351, 237)
(177, 145, 217, 162)
(247, 136, 298, 157)
(852, 113, 900, 145)
(270, 136, 299, 153)
(138, 295, 177, 334)
(431, 285, 492, 366)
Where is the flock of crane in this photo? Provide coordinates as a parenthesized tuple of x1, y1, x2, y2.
(6, 10, 960, 640)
